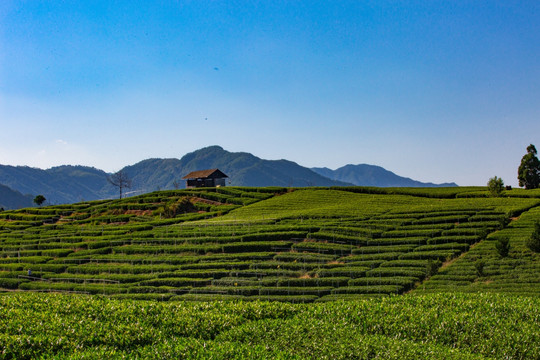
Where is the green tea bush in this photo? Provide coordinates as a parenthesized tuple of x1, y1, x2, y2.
(399, 250, 458, 261)
(331, 285, 403, 294)
(414, 243, 470, 252)
(291, 241, 354, 255)
(277, 277, 350, 287)
(343, 252, 403, 261)
(317, 267, 368, 278)
(348, 276, 417, 288)
(352, 244, 416, 254)
(366, 267, 426, 279)
(526, 221, 540, 252)
(367, 237, 428, 246)
(427, 236, 481, 245)
(382, 229, 442, 238)
(259, 286, 333, 296)
(139, 277, 211, 287)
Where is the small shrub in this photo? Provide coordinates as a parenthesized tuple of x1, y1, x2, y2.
(526, 221, 540, 252)
(155, 197, 195, 218)
(426, 259, 439, 276)
(474, 259, 485, 277)
(487, 176, 505, 197)
(495, 237, 510, 257)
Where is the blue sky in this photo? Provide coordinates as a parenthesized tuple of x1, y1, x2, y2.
(1, 1, 539, 186)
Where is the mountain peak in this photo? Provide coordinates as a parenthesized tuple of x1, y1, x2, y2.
(0, 146, 457, 208)
(312, 164, 457, 187)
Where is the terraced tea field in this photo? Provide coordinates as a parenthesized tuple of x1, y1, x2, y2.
(1, 186, 539, 301)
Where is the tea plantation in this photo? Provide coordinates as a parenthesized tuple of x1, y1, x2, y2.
(1, 186, 539, 358)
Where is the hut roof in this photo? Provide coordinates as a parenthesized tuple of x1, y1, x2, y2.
(182, 168, 228, 179)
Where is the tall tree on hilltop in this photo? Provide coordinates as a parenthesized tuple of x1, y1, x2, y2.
(518, 144, 540, 189)
(108, 171, 132, 199)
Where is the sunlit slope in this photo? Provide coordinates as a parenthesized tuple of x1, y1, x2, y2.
(211, 189, 425, 220)
(0, 187, 539, 301)
(215, 188, 539, 222)
(417, 204, 540, 295)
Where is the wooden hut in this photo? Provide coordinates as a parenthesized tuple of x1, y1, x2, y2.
(182, 169, 228, 188)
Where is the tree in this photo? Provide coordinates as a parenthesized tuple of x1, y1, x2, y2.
(487, 176, 504, 197)
(33, 195, 46, 207)
(426, 259, 440, 276)
(518, 144, 540, 189)
(495, 237, 510, 257)
(474, 259, 485, 277)
(526, 221, 540, 253)
(108, 171, 132, 199)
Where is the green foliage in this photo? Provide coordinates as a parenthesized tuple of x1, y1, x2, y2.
(1, 293, 539, 359)
(155, 197, 195, 218)
(1, 187, 540, 302)
(487, 176, 504, 197)
(518, 144, 540, 189)
(426, 259, 440, 276)
(33, 195, 46, 207)
(474, 259, 485, 277)
(495, 237, 510, 257)
(526, 221, 540, 252)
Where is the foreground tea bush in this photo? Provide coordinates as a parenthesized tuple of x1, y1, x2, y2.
(0, 292, 538, 359)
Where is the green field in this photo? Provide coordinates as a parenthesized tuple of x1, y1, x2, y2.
(1, 292, 539, 359)
(1, 186, 539, 358)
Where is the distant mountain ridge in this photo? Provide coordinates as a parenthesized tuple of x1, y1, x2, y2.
(0, 165, 113, 205)
(0, 146, 456, 207)
(312, 164, 457, 188)
(121, 146, 351, 194)
(0, 183, 33, 210)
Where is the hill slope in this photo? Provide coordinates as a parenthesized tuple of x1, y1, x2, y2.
(177, 146, 351, 187)
(1, 187, 539, 359)
(0, 183, 33, 209)
(0, 186, 538, 300)
(116, 146, 352, 194)
(312, 164, 457, 187)
(0, 165, 112, 205)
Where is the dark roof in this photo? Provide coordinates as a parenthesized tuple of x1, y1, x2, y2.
(182, 168, 228, 179)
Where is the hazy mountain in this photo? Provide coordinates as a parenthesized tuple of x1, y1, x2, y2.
(123, 146, 351, 193)
(0, 146, 457, 208)
(0, 147, 349, 204)
(311, 164, 458, 187)
(0, 165, 113, 204)
(0, 183, 33, 210)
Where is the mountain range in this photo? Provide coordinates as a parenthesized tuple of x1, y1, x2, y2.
(312, 164, 457, 188)
(0, 146, 456, 208)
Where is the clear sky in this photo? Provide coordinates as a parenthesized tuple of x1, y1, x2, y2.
(1, 1, 539, 186)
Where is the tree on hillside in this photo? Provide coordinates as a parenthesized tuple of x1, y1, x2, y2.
(487, 176, 504, 197)
(518, 144, 540, 189)
(495, 237, 510, 257)
(33, 195, 46, 207)
(108, 171, 132, 199)
(527, 221, 540, 253)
